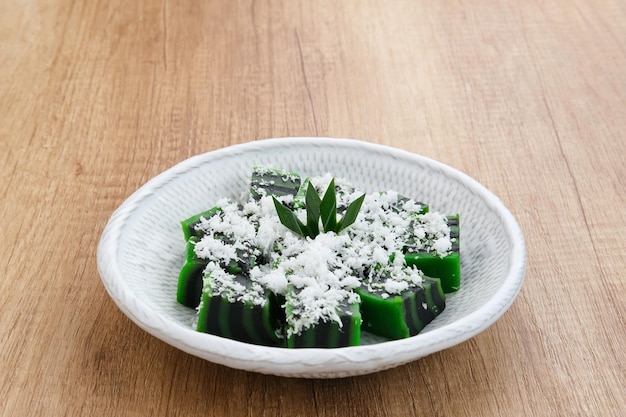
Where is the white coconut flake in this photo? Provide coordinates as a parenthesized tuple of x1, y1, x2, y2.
(432, 236, 453, 256)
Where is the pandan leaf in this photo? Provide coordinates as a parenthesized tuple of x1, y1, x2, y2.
(273, 176, 365, 239)
(337, 193, 365, 233)
(320, 179, 337, 232)
(273, 197, 307, 237)
(305, 182, 321, 237)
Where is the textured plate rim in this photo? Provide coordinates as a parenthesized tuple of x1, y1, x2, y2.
(97, 137, 526, 378)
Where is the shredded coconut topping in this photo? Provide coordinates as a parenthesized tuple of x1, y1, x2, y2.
(191, 173, 454, 336)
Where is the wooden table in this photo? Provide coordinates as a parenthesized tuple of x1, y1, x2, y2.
(1, 1, 624, 416)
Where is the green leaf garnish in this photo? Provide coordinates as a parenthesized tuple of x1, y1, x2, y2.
(273, 197, 308, 237)
(320, 179, 337, 232)
(337, 193, 365, 233)
(273, 177, 365, 238)
(305, 182, 321, 237)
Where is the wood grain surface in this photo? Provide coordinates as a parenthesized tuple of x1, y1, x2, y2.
(1, 0, 625, 416)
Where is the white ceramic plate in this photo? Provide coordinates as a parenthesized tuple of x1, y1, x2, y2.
(97, 137, 526, 378)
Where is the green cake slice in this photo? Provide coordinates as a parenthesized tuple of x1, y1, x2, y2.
(180, 206, 222, 241)
(404, 215, 460, 293)
(196, 273, 281, 346)
(176, 237, 207, 308)
(357, 276, 445, 339)
(249, 166, 302, 205)
(285, 297, 361, 348)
